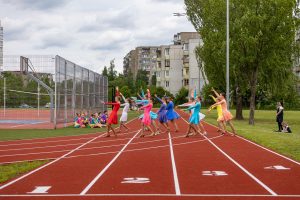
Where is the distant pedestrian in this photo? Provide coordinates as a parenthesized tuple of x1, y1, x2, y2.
(275, 102, 284, 132)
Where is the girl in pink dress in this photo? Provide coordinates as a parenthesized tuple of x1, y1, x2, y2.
(210, 88, 236, 136)
(139, 97, 155, 137)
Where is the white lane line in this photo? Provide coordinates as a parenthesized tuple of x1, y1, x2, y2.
(181, 117, 277, 196)
(0, 133, 190, 158)
(0, 135, 223, 165)
(236, 135, 300, 166)
(0, 133, 106, 190)
(168, 132, 181, 195)
(0, 194, 300, 197)
(80, 129, 141, 195)
(0, 117, 139, 147)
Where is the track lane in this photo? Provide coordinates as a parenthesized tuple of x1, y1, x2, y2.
(0, 118, 140, 195)
(83, 130, 177, 195)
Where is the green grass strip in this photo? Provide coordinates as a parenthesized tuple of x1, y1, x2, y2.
(0, 160, 49, 183)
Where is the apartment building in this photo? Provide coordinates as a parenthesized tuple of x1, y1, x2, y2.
(123, 32, 206, 95)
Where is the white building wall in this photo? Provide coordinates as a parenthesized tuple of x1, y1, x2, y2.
(169, 45, 183, 95)
(188, 38, 206, 94)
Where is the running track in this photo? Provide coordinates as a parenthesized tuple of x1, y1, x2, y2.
(0, 110, 300, 200)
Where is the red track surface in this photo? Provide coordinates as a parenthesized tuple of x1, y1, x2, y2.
(0, 110, 300, 200)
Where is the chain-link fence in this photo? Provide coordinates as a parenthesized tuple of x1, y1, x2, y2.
(0, 55, 107, 129)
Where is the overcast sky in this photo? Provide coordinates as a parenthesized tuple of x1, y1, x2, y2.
(0, 0, 195, 73)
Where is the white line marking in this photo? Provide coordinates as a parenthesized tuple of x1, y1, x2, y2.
(0, 133, 188, 158)
(0, 135, 223, 165)
(121, 177, 150, 184)
(0, 133, 106, 190)
(236, 135, 300, 166)
(168, 132, 181, 195)
(181, 117, 277, 196)
(10, 121, 49, 128)
(1, 194, 300, 197)
(27, 186, 51, 194)
(80, 129, 141, 195)
(201, 119, 300, 166)
(264, 165, 290, 170)
(0, 117, 139, 147)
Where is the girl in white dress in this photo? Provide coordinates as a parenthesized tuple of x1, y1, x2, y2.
(118, 93, 131, 133)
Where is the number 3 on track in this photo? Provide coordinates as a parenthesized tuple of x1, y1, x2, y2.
(121, 177, 150, 184)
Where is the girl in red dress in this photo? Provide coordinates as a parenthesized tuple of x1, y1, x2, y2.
(103, 96, 121, 137)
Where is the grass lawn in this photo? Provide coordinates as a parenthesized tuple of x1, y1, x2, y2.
(200, 108, 300, 162)
(0, 160, 49, 183)
(0, 111, 140, 141)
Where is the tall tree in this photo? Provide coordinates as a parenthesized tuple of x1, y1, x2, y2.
(102, 66, 108, 77)
(185, 0, 300, 124)
(108, 59, 117, 81)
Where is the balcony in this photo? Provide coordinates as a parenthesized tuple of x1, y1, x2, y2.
(183, 50, 189, 56)
(183, 57, 189, 63)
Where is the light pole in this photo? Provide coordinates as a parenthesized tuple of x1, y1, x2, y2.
(226, 0, 230, 108)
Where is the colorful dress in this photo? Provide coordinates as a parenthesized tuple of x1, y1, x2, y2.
(156, 97, 168, 123)
(120, 102, 130, 122)
(210, 96, 223, 122)
(216, 99, 233, 122)
(187, 101, 201, 125)
(140, 103, 153, 126)
(136, 99, 158, 120)
(166, 101, 180, 121)
(105, 102, 121, 124)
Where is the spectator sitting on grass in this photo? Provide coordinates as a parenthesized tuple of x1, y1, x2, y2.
(282, 122, 292, 133)
(74, 113, 85, 128)
(100, 110, 108, 126)
(89, 113, 102, 128)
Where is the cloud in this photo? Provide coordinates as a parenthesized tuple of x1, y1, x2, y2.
(0, 0, 68, 10)
(0, 0, 195, 72)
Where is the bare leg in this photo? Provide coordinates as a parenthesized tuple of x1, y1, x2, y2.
(152, 120, 159, 133)
(106, 124, 111, 137)
(121, 122, 130, 132)
(110, 125, 117, 137)
(171, 120, 179, 132)
(118, 122, 122, 133)
(199, 122, 207, 135)
(185, 124, 192, 137)
(140, 124, 145, 137)
(227, 120, 236, 136)
(218, 121, 226, 135)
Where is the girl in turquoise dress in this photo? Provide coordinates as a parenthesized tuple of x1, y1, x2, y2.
(185, 96, 202, 137)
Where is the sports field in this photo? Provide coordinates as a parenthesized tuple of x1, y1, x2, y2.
(0, 110, 299, 200)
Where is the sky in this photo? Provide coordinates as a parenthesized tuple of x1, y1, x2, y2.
(0, 0, 195, 74)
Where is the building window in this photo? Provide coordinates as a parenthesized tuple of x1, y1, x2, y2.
(183, 43, 189, 51)
(157, 61, 161, 68)
(166, 81, 170, 88)
(165, 71, 169, 77)
(157, 72, 160, 77)
(164, 48, 170, 56)
(165, 60, 170, 67)
(184, 79, 189, 86)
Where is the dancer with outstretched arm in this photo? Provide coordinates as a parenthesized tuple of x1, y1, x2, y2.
(209, 88, 236, 136)
(118, 92, 131, 133)
(139, 97, 155, 137)
(185, 96, 202, 137)
(101, 96, 121, 137)
(154, 94, 170, 133)
(165, 97, 180, 132)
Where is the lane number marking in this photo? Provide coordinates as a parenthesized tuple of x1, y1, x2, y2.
(202, 171, 228, 176)
(264, 165, 290, 170)
(121, 177, 150, 184)
(27, 186, 51, 194)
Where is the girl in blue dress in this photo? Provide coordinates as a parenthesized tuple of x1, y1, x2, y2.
(185, 96, 203, 137)
(166, 97, 180, 132)
(155, 94, 170, 133)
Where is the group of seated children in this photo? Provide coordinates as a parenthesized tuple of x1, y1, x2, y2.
(74, 111, 108, 128)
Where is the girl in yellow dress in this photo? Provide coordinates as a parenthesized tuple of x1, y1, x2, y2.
(209, 88, 236, 136)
